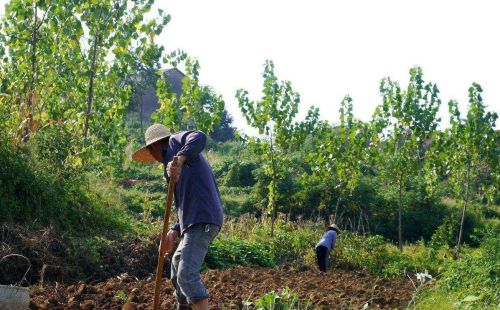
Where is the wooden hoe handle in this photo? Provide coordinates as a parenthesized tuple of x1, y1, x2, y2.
(153, 156, 178, 310)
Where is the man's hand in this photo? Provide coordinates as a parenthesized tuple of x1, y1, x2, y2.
(159, 229, 180, 258)
(167, 155, 187, 182)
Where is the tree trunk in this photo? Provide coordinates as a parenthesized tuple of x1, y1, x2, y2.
(457, 165, 471, 255)
(358, 209, 364, 234)
(25, 2, 38, 140)
(140, 92, 144, 139)
(333, 196, 341, 223)
(269, 129, 276, 237)
(364, 212, 370, 234)
(83, 34, 100, 140)
(398, 175, 403, 251)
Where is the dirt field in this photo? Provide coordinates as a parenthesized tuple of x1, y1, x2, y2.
(30, 265, 413, 309)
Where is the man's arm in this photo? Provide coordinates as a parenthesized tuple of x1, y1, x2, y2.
(161, 217, 180, 257)
(330, 231, 337, 250)
(167, 131, 206, 181)
(160, 228, 179, 257)
(176, 131, 207, 165)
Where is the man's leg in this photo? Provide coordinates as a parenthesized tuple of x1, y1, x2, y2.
(322, 247, 329, 272)
(171, 237, 190, 309)
(177, 224, 219, 309)
(315, 246, 323, 271)
(317, 246, 328, 272)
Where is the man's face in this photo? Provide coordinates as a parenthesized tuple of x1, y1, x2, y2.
(148, 140, 166, 163)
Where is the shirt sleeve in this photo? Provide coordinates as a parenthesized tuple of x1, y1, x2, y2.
(176, 131, 207, 165)
(330, 231, 337, 249)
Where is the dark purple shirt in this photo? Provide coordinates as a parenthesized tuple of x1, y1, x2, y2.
(162, 131, 223, 234)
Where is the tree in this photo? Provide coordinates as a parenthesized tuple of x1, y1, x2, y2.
(126, 66, 159, 139)
(309, 96, 371, 226)
(152, 53, 224, 134)
(210, 108, 236, 142)
(0, 0, 169, 169)
(0, 0, 60, 140)
(236, 60, 301, 236)
(445, 83, 497, 254)
(77, 0, 168, 167)
(371, 67, 441, 250)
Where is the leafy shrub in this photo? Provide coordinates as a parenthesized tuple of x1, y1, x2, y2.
(416, 224, 500, 309)
(331, 233, 396, 273)
(219, 187, 258, 216)
(0, 137, 132, 234)
(369, 176, 448, 243)
(441, 225, 499, 307)
(223, 162, 258, 187)
(270, 229, 317, 266)
(205, 238, 275, 269)
(330, 232, 447, 277)
(430, 206, 485, 248)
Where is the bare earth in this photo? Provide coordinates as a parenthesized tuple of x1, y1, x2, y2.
(30, 265, 413, 309)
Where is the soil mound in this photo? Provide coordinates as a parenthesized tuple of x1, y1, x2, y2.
(1, 224, 161, 285)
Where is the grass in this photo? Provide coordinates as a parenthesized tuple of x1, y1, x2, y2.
(2, 134, 498, 310)
(215, 214, 456, 278)
(414, 224, 500, 309)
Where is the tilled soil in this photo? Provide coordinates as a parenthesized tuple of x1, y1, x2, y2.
(30, 266, 413, 309)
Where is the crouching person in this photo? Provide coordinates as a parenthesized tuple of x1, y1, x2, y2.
(132, 124, 224, 310)
(315, 224, 340, 273)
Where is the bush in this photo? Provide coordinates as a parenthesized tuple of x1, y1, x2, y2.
(330, 232, 447, 277)
(416, 224, 500, 309)
(205, 238, 275, 269)
(223, 162, 258, 187)
(0, 136, 151, 283)
(270, 228, 317, 266)
(219, 187, 258, 216)
(369, 176, 448, 243)
(331, 233, 399, 274)
(430, 206, 485, 248)
(221, 216, 446, 277)
(0, 136, 138, 235)
(442, 225, 499, 306)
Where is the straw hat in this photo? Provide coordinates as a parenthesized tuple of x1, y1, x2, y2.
(132, 124, 172, 163)
(328, 223, 340, 233)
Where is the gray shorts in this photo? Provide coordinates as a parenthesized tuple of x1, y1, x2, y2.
(171, 223, 220, 304)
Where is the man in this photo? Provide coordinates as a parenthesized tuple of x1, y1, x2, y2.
(315, 224, 340, 273)
(132, 124, 224, 310)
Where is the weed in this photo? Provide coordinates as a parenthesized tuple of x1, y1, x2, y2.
(115, 290, 127, 303)
(245, 287, 313, 310)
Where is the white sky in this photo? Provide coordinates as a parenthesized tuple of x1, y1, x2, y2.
(2, 0, 499, 132)
(154, 0, 500, 131)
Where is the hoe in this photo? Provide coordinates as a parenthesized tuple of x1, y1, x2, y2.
(153, 156, 178, 310)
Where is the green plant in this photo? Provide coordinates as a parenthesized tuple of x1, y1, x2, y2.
(115, 290, 127, 303)
(152, 52, 224, 134)
(249, 287, 313, 310)
(205, 238, 275, 269)
(415, 224, 500, 309)
(371, 67, 441, 251)
(444, 85, 498, 254)
(0, 0, 169, 170)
